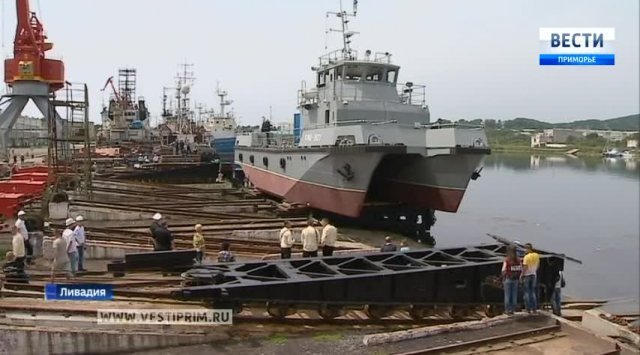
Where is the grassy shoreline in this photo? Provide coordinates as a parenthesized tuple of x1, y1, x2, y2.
(490, 144, 636, 157)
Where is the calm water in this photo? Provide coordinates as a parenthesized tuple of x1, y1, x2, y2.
(435, 153, 640, 301)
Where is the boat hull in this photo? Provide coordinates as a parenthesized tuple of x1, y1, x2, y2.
(235, 146, 486, 217)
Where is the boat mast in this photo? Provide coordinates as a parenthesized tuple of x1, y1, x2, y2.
(175, 63, 194, 135)
(216, 82, 233, 119)
(327, 0, 358, 59)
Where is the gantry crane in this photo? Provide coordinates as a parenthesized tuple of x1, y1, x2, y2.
(0, 0, 65, 155)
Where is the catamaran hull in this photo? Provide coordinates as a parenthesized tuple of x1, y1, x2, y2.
(235, 147, 486, 218)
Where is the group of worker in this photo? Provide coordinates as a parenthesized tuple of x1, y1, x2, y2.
(501, 243, 565, 316)
(279, 218, 337, 259)
(5, 210, 87, 282)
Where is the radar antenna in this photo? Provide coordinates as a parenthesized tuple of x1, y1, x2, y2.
(326, 0, 359, 59)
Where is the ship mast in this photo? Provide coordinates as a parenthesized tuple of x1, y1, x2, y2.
(327, 0, 358, 59)
(216, 82, 233, 118)
(175, 63, 194, 135)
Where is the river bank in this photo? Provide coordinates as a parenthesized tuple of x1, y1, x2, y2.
(490, 144, 639, 157)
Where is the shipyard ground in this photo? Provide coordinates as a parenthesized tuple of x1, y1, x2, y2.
(1, 178, 638, 354)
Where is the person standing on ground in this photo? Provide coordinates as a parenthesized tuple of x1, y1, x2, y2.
(551, 269, 566, 316)
(15, 210, 32, 265)
(521, 243, 540, 314)
(320, 218, 337, 257)
(501, 245, 522, 315)
(50, 230, 70, 282)
(217, 241, 235, 262)
(193, 224, 205, 264)
(279, 220, 294, 259)
(149, 213, 173, 251)
(400, 240, 410, 253)
(11, 226, 26, 269)
(380, 236, 397, 252)
(74, 215, 87, 271)
(300, 219, 320, 258)
(63, 218, 79, 278)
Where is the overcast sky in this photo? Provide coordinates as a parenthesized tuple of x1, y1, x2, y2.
(1, 0, 638, 125)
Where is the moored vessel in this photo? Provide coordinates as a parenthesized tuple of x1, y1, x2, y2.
(235, 3, 490, 219)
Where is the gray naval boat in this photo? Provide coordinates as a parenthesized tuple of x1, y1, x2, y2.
(235, 3, 489, 220)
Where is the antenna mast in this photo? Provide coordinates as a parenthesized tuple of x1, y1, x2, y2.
(327, 0, 358, 59)
(216, 82, 233, 118)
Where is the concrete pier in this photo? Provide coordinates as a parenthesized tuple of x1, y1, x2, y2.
(0, 322, 228, 355)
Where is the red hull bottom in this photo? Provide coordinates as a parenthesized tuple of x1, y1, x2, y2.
(383, 180, 467, 213)
(241, 164, 467, 217)
(241, 164, 366, 217)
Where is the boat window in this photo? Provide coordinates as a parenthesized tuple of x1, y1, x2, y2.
(366, 71, 383, 81)
(318, 72, 326, 87)
(386, 70, 397, 83)
(344, 66, 362, 80)
(325, 110, 330, 124)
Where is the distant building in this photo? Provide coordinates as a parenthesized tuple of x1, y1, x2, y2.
(579, 129, 637, 141)
(627, 139, 638, 149)
(531, 133, 552, 147)
(535, 128, 638, 145)
(9, 116, 47, 147)
(542, 129, 582, 143)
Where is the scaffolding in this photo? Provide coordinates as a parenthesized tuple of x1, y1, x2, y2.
(118, 68, 137, 106)
(48, 82, 92, 199)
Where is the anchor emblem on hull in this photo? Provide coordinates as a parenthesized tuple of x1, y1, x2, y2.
(337, 163, 355, 181)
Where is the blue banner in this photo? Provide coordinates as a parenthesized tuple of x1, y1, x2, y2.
(539, 54, 615, 66)
(45, 283, 114, 301)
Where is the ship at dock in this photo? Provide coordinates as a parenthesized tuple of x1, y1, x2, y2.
(201, 85, 237, 170)
(235, 3, 490, 221)
(97, 68, 150, 143)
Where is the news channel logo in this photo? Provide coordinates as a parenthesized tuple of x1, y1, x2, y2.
(539, 28, 615, 66)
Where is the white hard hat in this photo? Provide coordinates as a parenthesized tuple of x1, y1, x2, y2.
(65, 218, 75, 227)
(17, 210, 25, 216)
(75, 215, 84, 222)
(152, 213, 162, 221)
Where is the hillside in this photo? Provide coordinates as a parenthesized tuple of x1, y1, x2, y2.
(554, 114, 639, 131)
(466, 114, 639, 131)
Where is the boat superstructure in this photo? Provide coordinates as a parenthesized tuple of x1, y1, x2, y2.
(235, 2, 490, 219)
(158, 64, 202, 146)
(202, 85, 237, 165)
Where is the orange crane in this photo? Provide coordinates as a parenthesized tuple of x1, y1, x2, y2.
(101, 76, 122, 101)
(3, 0, 64, 90)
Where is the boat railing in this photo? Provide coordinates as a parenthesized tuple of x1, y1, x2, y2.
(247, 132, 297, 149)
(318, 49, 359, 66)
(301, 120, 485, 131)
(419, 122, 485, 130)
(397, 82, 426, 106)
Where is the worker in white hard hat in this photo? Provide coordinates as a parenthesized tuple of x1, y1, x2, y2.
(63, 218, 79, 277)
(15, 210, 32, 265)
(149, 213, 173, 251)
(73, 216, 87, 271)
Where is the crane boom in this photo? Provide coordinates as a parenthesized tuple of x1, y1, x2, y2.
(101, 76, 121, 101)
